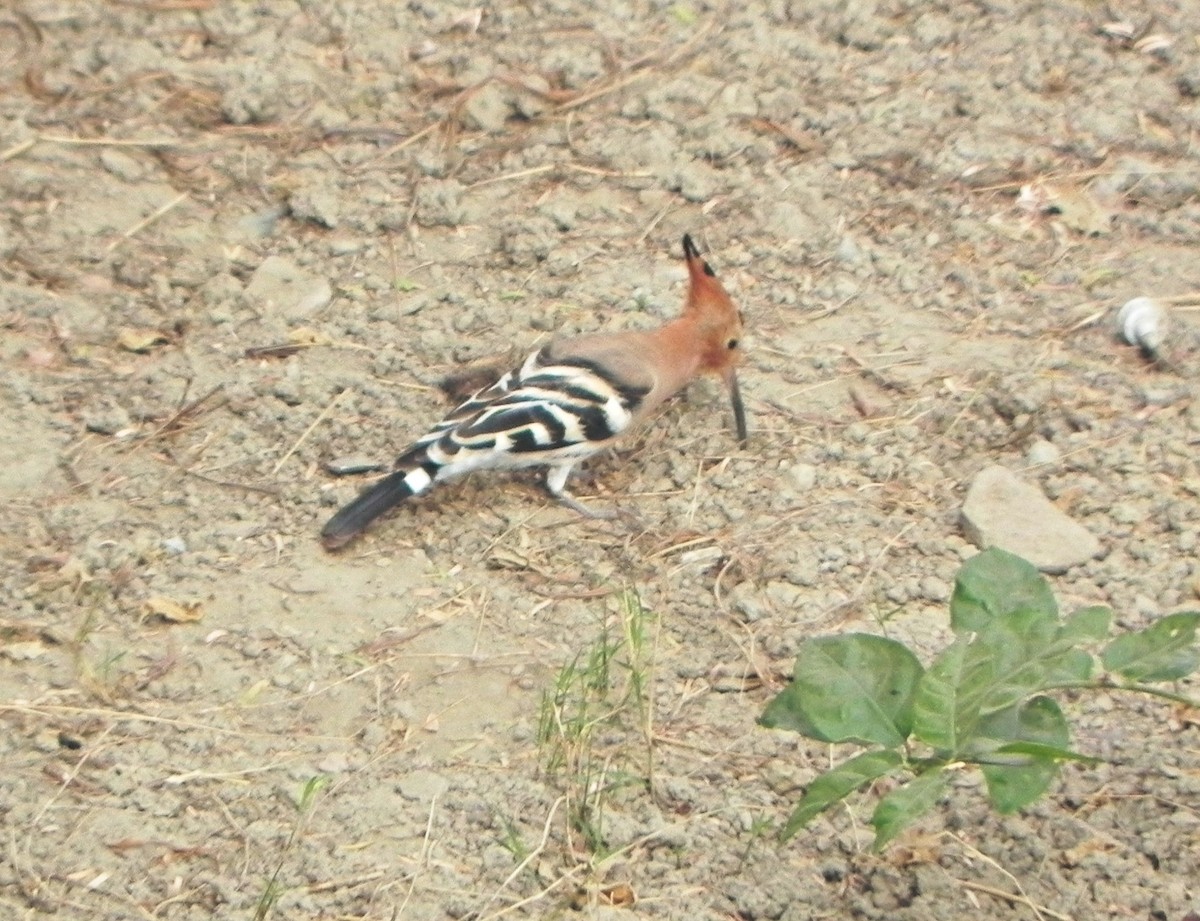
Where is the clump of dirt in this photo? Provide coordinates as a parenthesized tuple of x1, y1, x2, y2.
(2, 2, 1198, 919)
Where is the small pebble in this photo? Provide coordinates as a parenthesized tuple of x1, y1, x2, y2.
(329, 238, 363, 256)
(83, 399, 133, 435)
(1026, 439, 1061, 466)
(787, 463, 818, 491)
(325, 455, 386, 476)
(679, 546, 724, 567)
(1116, 296, 1167, 354)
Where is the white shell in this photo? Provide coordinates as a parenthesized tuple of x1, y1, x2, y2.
(1116, 297, 1168, 352)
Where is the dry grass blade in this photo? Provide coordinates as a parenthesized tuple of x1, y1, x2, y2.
(355, 120, 444, 171)
(7, 827, 56, 912)
(142, 384, 226, 442)
(466, 164, 555, 189)
(0, 138, 36, 162)
(244, 342, 315, 360)
(178, 467, 282, 496)
(743, 116, 826, 154)
(270, 388, 349, 476)
(305, 871, 386, 895)
(556, 19, 718, 113)
(636, 203, 673, 244)
(35, 134, 186, 148)
(953, 879, 1072, 921)
(31, 723, 117, 828)
(395, 796, 440, 916)
(1158, 292, 1200, 306)
(944, 832, 1070, 921)
(0, 702, 334, 741)
(473, 797, 573, 921)
(106, 0, 217, 9)
(106, 191, 190, 251)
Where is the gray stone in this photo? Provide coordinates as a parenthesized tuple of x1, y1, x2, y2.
(787, 462, 818, 491)
(324, 455, 385, 476)
(461, 81, 513, 133)
(328, 237, 363, 256)
(245, 255, 332, 320)
(670, 161, 719, 203)
(83, 397, 132, 435)
(396, 769, 450, 803)
(230, 204, 287, 240)
(413, 179, 466, 227)
(1025, 439, 1061, 466)
(836, 234, 864, 263)
(288, 184, 341, 229)
(99, 149, 147, 182)
(961, 465, 1102, 573)
(198, 272, 244, 309)
(220, 65, 281, 124)
(765, 579, 802, 609)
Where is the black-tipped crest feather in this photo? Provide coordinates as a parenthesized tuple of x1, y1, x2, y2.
(682, 234, 716, 276)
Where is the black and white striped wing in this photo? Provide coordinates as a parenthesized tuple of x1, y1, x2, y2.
(409, 348, 651, 477)
(322, 346, 651, 547)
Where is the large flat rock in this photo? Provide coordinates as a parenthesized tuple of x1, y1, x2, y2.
(961, 465, 1102, 574)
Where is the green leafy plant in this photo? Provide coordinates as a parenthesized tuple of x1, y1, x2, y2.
(760, 548, 1200, 850)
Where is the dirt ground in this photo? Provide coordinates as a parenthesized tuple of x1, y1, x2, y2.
(2, 1, 1199, 919)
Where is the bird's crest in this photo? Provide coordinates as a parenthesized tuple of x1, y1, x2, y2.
(681, 234, 737, 326)
(678, 234, 747, 442)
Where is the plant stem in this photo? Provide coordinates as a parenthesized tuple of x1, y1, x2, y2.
(1045, 680, 1199, 709)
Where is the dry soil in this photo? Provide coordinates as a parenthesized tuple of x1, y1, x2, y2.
(2, 2, 1199, 920)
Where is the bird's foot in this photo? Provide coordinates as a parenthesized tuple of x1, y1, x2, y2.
(553, 490, 646, 530)
(553, 489, 618, 520)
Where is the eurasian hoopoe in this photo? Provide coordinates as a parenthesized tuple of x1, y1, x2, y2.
(320, 234, 746, 550)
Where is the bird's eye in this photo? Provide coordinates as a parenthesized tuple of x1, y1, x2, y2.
(727, 338, 740, 350)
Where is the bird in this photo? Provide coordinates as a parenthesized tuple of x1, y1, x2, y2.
(320, 234, 746, 550)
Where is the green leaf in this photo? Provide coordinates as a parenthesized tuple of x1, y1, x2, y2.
(760, 635, 923, 747)
(975, 696, 1068, 813)
(1040, 648, 1095, 687)
(967, 614, 1093, 714)
(870, 770, 949, 851)
(781, 750, 904, 840)
(950, 549, 1057, 636)
(760, 682, 821, 738)
(913, 617, 1095, 759)
(1101, 612, 1200, 682)
(912, 637, 991, 754)
(1061, 605, 1112, 642)
(990, 741, 1100, 766)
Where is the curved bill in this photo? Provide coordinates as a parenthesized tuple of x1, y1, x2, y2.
(728, 371, 748, 444)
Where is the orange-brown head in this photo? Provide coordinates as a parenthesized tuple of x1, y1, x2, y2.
(681, 234, 747, 442)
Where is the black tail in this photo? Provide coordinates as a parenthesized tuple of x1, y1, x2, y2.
(321, 470, 417, 550)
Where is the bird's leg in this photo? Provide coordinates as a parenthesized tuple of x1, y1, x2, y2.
(544, 463, 618, 520)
